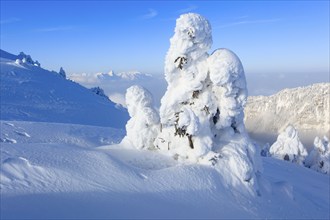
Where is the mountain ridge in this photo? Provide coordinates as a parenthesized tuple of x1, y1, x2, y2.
(0, 50, 129, 128)
(245, 82, 330, 146)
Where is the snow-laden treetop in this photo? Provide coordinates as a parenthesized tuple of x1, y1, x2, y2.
(171, 13, 212, 56)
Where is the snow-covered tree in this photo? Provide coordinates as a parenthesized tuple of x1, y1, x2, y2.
(305, 136, 330, 174)
(156, 13, 213, 161)
(59, 67, 66, 78)
(34, 60, 40, 67)
(261, 143, 271, 157)
(269, 125, 307, 164)
(122, 85, 160, 150)
(154, 13, 261, 193)
(17, 52, 41, 67)
(90, 86, 109, 99)
(18, 52, 34, 64)
(15, 59, 22, 65)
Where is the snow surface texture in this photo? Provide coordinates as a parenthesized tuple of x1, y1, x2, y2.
(122, 86, 160, 150)
(245, 83, 330, 146)
(137, 13, 261, 194)
(305, 136, 330, 174)
(0, 50, 129, 128)
(1, 120, 329, 219)
(269, 125, 308, 165)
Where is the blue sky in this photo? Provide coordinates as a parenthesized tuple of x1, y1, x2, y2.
(1, 1, 329, 78)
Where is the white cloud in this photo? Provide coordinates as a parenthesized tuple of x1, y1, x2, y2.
(216, 18, 281, 29)
(0, 18, 20, 24)
(140, 8, 158, 20)
(69, 72, 100, 85)
(177, 5, 198, 14)
(36, 26, 73, 32)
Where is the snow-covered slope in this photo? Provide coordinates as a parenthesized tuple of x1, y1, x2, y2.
(1, 120, 329, 219)
(245, 83, 330, 146)
(0, 50, 129, 128)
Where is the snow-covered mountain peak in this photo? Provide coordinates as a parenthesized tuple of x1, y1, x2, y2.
(72, 70, 152, 83)
(116, 71, 151, 80)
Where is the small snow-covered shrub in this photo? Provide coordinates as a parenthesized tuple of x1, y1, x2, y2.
(269, 125, 307, 164)
(305, 136, 330, 174)
(123, 85, 160, 150)
(261, 143, 271, 157)
(34, 60, 40, 67)
(90, 86, 108, 99)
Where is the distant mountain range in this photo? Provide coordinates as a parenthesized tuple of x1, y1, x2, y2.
(69, 70, 166, 108)
(0, 49, 129, 128)
(245, 83, 330, 147)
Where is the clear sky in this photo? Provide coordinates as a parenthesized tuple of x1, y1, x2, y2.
(1, 1, 329, 77)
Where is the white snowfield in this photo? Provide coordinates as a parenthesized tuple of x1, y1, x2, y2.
(0, 120, 329, 219)
(245, 83, 330, 146)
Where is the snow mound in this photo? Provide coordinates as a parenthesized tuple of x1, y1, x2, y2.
(0, 156, 54, 192)
(0, 50, 129, 128)
(269, 125, 308, 164)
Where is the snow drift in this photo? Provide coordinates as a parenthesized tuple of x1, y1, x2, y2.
(1, 120, 329, 219)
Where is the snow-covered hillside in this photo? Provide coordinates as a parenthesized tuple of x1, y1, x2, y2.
(0, 50, 129, 128)
(70, 70, 166, 107)
(1, 120, 329, 219)
(245, 83, 330, 146)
